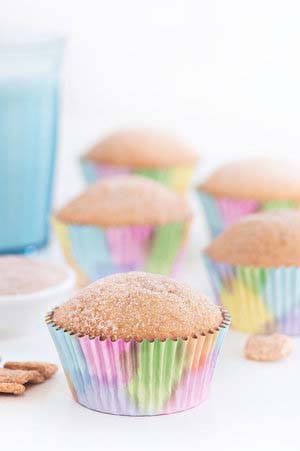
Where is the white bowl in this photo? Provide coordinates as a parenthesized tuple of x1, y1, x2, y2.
(0, 267, 76, 338)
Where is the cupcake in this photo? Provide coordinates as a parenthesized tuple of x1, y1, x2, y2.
(46, 271, 230, 415)
(53, 175, 192, 285)
(198, 156, 300, 237)
(0, 256, 75, 336)
(204, 210, 300, 335)
(80, 129, 198, 193)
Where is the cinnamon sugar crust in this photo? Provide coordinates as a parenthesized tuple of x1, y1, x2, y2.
(55, 175, 191, 226)
(205, 210, 300, 267)
(199, 157, 300, 201)
(84, 129, 197, 169)
(52, 272, 223, 341)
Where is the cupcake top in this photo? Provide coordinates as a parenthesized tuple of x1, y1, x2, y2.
(55, 175, 191, 226)
(52, 272, 223, 340)
(205, 210, 300, 267)
(199, 157, 300, 201)
(0, 256, 69, 296)
(83, 129, 197, 169)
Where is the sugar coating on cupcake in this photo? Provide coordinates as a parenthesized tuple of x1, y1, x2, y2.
(199, 157, 300, 201)
(55, 175, 191, 227)
(53, 272, 223, 341)
(0, 256, 69, 295)
(205, 210, 300, 267)
(83, 129, 197, 169)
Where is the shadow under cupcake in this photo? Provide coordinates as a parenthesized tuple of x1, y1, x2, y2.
(203, 210, 300, 335)
(53, 175, 192, 285)
(46, 272, 230, 415)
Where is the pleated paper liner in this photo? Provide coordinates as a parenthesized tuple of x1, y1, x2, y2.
(198, 191, 300, 238)
(53, 218, 191, 285)
(80, 159, 196, 194)
(46, 308, 230, 416)
(204, 255, 300, 335)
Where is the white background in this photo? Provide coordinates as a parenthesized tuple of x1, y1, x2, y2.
(1, 2, 300, 450)
(2, 0, 300, 205)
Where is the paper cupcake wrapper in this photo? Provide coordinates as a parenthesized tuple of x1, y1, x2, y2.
(46, 308, 230, 415)
(81, 160, 196, 193)
(198, 191, 300, 238)
(204, 255, 300, 335)
(53, 219, 191, 285)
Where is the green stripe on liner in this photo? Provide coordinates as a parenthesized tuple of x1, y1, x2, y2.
(145, 222, 185, 275)
(236, 267, 268, 294)
(127, 339, 185, 411)
(262, 200, 298, 210)
(135, 168, 172, 186)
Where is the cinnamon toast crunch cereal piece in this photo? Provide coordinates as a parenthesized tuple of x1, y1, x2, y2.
(4, 361, 58, 379)
(0, 382, 25, 395)
(0, 368, 45, 384)
(244, 333, 294, 361)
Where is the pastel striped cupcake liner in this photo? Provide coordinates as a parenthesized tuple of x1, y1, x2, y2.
(46, 308, 230, 416)
(198, 191, 300, 238)
(53, 219, 191, 285)
(204, 255, 300, 335)
(81, 159, 196, 193)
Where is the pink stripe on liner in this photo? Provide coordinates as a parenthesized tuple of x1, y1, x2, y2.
(217, 198, 259, 227)
(106, 225, 155, 267)
(95, 165, 131, 178)
(80, 336, 135, 385)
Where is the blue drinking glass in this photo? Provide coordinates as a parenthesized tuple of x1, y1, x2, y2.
(0, 32, 64, 253)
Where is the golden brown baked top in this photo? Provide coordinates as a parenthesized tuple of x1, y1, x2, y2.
(52, 272, 223, 340)
(55, 175, 191, 226)
(199, 157, 300, 201)
(205, 210, 300, 267)
(83, 129, 197, 169)
(0, 256, 68, 295)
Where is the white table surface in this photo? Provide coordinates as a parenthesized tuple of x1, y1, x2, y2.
(1, 146, 299, 451)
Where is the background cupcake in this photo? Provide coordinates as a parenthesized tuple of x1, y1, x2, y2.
(46, 271, 230, 415)
(0, 256, 75, 336)
(204, 210, 300, 335)
(53, 175, 192, 285)
(198, 157, 300, 237)
(81, 129, 198, 193)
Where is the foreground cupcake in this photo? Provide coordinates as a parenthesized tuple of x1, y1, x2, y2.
(0, 256, 75, 336)
(80, 129, 198, 193)
(204, 210, 300, 335)
(46, 272, 230, 415)
(53, 175, 192, 285)
(198, 156, 300, 237)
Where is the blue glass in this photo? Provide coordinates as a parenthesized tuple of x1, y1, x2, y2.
(0, 33, 64, 253)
